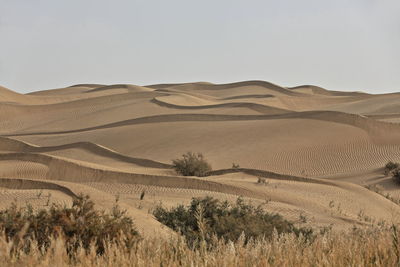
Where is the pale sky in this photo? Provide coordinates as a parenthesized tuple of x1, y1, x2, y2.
(1, 0, 399, 94)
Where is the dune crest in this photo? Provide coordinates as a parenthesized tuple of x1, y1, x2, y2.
(2, 80, 400, 234)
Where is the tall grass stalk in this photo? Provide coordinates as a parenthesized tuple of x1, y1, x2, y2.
(0, 226, 399, 266)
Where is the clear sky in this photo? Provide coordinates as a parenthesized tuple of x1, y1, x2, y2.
(1, 0, 399, 94)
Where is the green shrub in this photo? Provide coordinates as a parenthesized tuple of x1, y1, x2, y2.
(384, 161, 399, 175)
(172, 152, 212, 177)
(0, 194, 140, 255)
(153, 196, 312, 246)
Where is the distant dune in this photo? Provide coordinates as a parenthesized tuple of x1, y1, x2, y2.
(1, 80, 400, 235)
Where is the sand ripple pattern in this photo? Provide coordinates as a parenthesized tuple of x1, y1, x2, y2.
(2, 80, 400, 232)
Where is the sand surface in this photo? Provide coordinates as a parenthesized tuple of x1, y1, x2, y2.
(1, 81, 400, 235)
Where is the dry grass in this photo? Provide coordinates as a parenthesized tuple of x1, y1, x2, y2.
(3, 81, 400, 266)
(1, 195, 398, 266)
(0, 226, 398, 266)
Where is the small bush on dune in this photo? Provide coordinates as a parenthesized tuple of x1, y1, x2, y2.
(0, 194, 140, 255)
(392, 168, 400, 183)
(384, 161, 399, 175)
(172, 152, 212, 177)
(257, 177, 267, 185)
(232, 163, 240, 169)
(153, 196, 312, 246)
(383, 161, 400, 183)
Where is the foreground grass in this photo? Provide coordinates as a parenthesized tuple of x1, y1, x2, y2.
(1, 195, 400, 266)
(0, 226, 399, 266)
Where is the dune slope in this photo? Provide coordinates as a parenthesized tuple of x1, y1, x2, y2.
(1, 81, 400, 235)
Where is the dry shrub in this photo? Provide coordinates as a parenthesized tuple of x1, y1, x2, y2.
(232, 163, 240, 169)
(393, 168, 400, 184)
(0, 194, 140, 256)
(385, 161, 399, 176)
(1, 196, 400, 266)
(257, 177, 267, 185)
(153, 196, 313, 246)
(172, 152, 212, 177)
(385, 161, 400, 183)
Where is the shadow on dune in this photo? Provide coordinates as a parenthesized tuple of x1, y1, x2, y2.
(4, 111, 400, 144)
(0, 137, 170, 169)
(0, 177, 77, 198)
(150, 97, 290, 114)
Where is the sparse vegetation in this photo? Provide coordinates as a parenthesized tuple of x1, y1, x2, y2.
(393, 168, 400, 184)
(381, 161, 400, 184)
(45, 192, 52, 206)
(357, 208, 374, 223)
(365, 184, 400, 205)
(299, 212, 307, 223)
(257, 177, 268, 185)
(172, 152, 212, 177)
(153, 196, 313, 246)
(0, 197, 400, 266)
(0, 194, 140, 256)
(232, 162, 240, 169)
(385, 161, 399, 175)
(140, 190, 146, 200)
(36, 190, 43, 199)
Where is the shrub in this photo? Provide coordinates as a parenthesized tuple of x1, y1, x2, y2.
(172, 152, 212, 177)
(257, 177, 267, 185)
(384, 161, 399, 175)
(0, 194, 140, 255)
(392, 168, 400, 183)
(153, 196, 312, 246)
(232, 163, 240, 169)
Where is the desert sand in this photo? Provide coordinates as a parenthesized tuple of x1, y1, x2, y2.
(1, 81, 400, 235)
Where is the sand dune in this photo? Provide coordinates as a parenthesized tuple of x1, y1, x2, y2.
(0, 85, 31, 103)
(6, 111, 400, 148)
(327, 93, 400, 115)
(2, 80, 400, 235)
(86, 84, 153, 93)
(0, 152, 267, 198)
(27, 84, 105, 96)
(151, 95, 291, 114)
(149, 80, 301, 96)
(0, 178, 77, 197)
(0, 137, 170, 168)
(289, 85, 370, 97)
